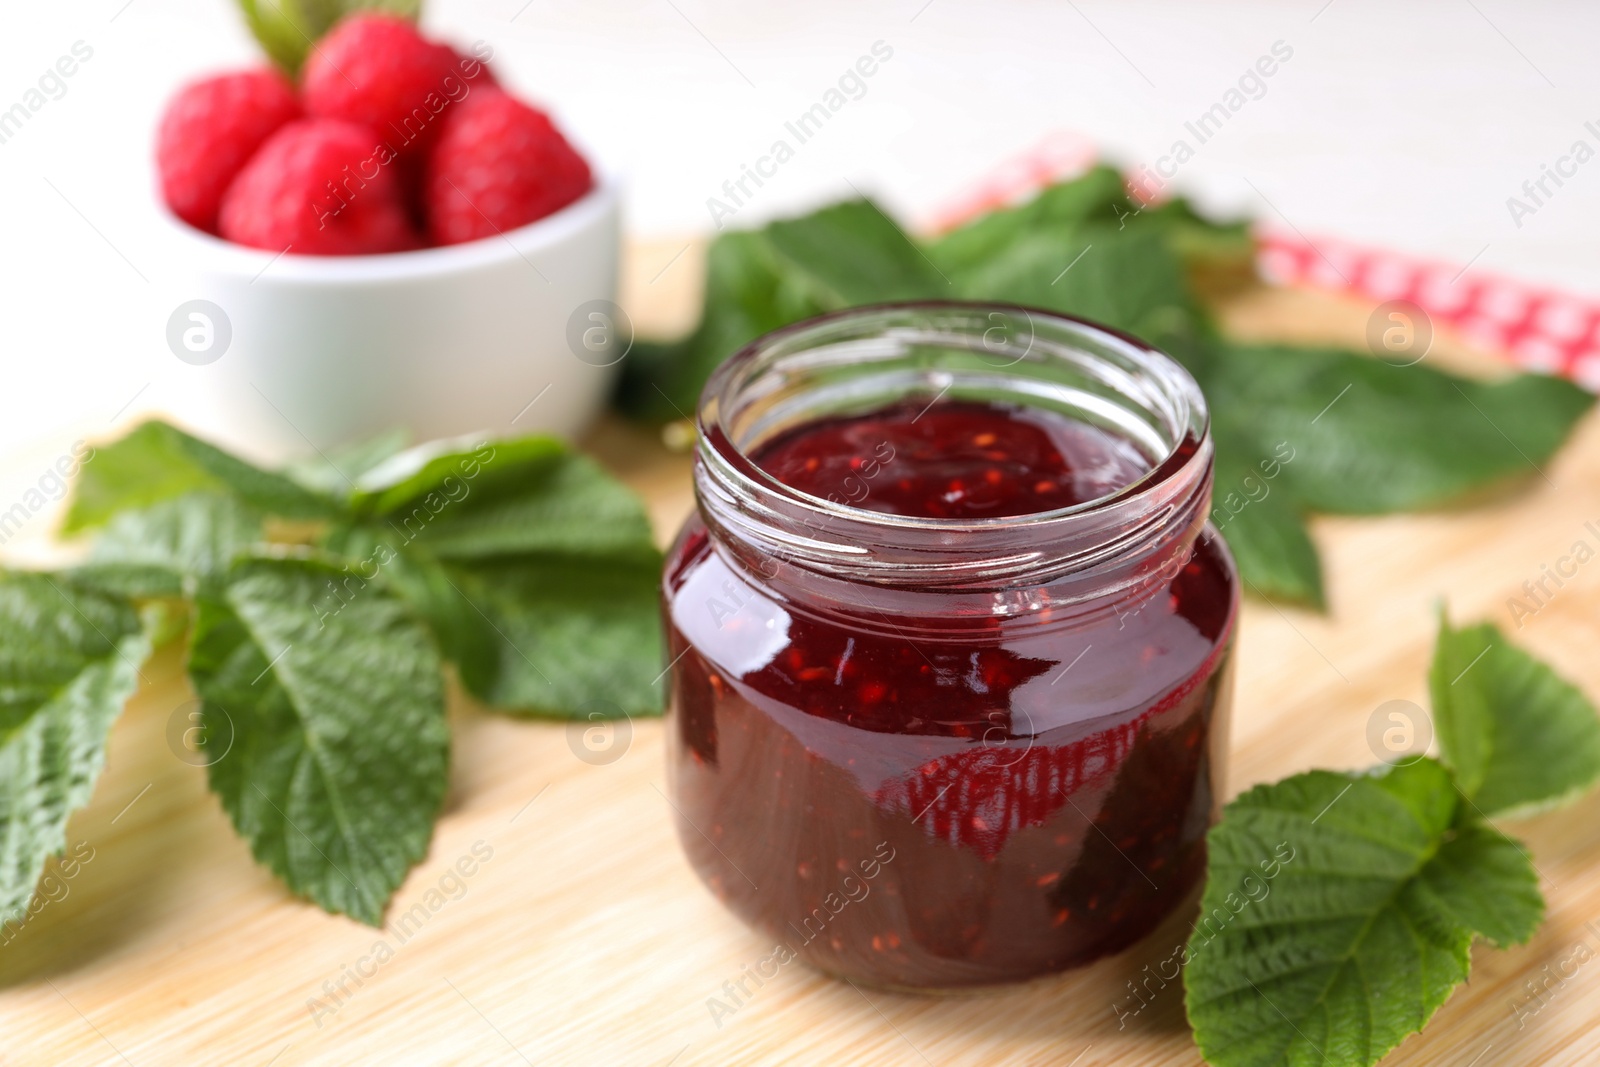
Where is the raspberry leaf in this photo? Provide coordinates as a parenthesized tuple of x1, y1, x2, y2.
(0, 574, 151, 926)
(949, 224, 1208, 369)
(63, 420, 336, 534)
(1208, 430, 1324, 609)
(236, 0, 422, 75)
(282, 428, 410, 496)
(390, 455, 657, 564)
(1184, 760, 1541, 1067)
(763, 198, 948, 304)
(356, 546, 501, 698)
(190, 557, 448, 925)
(1430, 610, 1600, 818)
(429, 555, 664, 718)
(616, 231, 841, 422)
(331, 534, 664, 719)
(1205, 342, 1593, 515)
(320, 434, 665, 716)
(1130, 195, 1257, 279)
(925, 165, 1132, 277)
(1411, 820, 1543, 948)
(926, 164, 1254, 283)
(346, 437, 655, 563)
(1208, 479, 1323, 609)
(342, 435, 556, 516)
(70, 493, 267, 600)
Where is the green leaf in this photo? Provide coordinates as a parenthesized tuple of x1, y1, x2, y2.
(393, 554, 663, 718)
(616, 231, 836, 422)
(1214, 501, 1323, 609)
(357, 546, 501, 696)
(617, 195, 957, 423)
(329, 520, 666, 718)
(450, 556, 664, 717)
(63, 421, 336, 534)
(236, 0, 421, 74)
(284, 428, 410, 496)
(1430, 611, 1600, 818)
(69, 493, 265, 599)
(1128, 195, 1257, 279)
(1185, 760, 1542, 1067)
(0, 574, 149, 926)
(1411, 820, 1542, 948)
(927, 164, 1251, 306)
(189, 558, 448, 925)
(321, 435, 664, 720)
(1209, 428, 1324, 608)
(236, 0, 321, 74)
(62, 562, 188, 602)
(1210, 489, 1324, 610)
(617, 178, 1236, 422)
(352, 438, 657, 563)
(925, 166, 1131, 278)
(763, 198, 949, 304)
(1206, 344, 1595, 514)
(949, 224, 1205, 366)
(344, 436, 534, 516)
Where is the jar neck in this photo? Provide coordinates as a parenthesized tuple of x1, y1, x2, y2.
(692, 303, 1214, 625)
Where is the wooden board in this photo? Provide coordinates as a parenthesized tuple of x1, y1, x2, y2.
(3, 241, 1600, 1066)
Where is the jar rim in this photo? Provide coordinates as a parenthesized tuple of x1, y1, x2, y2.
(690, 302, 1216, 603)
(697, 301, 1210, 535)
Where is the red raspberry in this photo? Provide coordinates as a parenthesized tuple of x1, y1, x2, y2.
(301, 14, 483, 159)
(443, 45, 496, 87)
(424, 88, 592, 246)
(157, 69, 301, 233)
(218, 119, 420, 256)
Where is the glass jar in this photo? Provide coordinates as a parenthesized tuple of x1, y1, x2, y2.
(662, 303, 1237, 990)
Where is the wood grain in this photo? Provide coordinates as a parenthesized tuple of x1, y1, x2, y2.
(2, 241, 1599, 1066)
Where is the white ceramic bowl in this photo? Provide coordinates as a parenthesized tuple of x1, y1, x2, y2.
(157, 179, 622, 461)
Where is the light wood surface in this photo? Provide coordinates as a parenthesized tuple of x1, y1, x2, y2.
(3, 241, 1599, 1067)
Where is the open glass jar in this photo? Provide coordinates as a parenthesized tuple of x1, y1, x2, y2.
(662, 303, 1237, 990)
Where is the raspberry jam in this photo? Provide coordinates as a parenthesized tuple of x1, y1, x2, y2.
(663, 305, 1237, 989)
(754, 399, 1151, 519)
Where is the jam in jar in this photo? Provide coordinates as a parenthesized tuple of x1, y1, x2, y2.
(663, 304, 1237, 989)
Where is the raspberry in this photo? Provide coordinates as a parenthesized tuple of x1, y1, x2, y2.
(157, 69, 300, 233)
(218, 119, 420, 256)
(424, 88, 592, 246)
(442, 45, 496, 87)
(301, 14, 482, 159)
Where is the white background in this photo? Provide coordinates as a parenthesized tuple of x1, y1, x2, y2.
(0, 0, 1596, 498)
